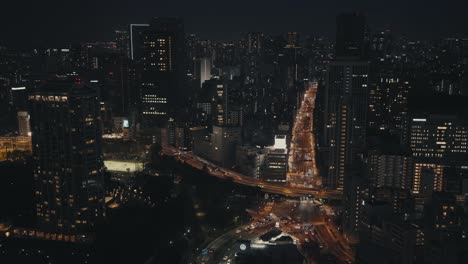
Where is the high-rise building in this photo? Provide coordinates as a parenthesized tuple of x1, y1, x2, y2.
(115, 30, 130, 58)
(335, 13, 367, 59)
(368, 73, 410, 135)
(324, 13, 369, 192)
(405, 115, 468, 195)
(89, 48, 130, 117)
(325, 61, 369, 190)
(129, 24, 149, 61)
(409, 115, 468, 163)
(197, 57, 212, 88)
(139, 17, 185, 128)
(29, 79, 105, 235)
(212, 80, 243, 127)
(17, 110, 31, 136)
(368, 151, 413, 190)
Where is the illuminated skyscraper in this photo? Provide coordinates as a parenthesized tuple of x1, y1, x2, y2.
(409, 115, 468, 163)
(325, 14, 369, 242)
(139, 17, 185, 128)
(368, 151, 413, 190)
(367, 72, 410, 134)
(325, 61, 369, 191)
(29, 79, 105, 235)
(198, 57, 211, 88)
(408, 115, 468, 195)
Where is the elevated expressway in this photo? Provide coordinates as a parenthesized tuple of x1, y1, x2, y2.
(161, 147, 342, 200)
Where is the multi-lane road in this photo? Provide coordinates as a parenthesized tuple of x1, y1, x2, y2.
(161, 82, 354, 262)
(161, 147, 342, 200)
(198, 199, 354, 264)
(288, 81, 320, 186)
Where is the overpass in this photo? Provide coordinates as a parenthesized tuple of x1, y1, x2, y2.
(161, 147, 343, 200)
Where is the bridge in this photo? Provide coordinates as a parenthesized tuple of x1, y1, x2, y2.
(161, 147, 343, 200)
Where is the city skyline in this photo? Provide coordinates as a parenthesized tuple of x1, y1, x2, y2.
(2, 0, 468, 47)
(1, 5, 468, 264)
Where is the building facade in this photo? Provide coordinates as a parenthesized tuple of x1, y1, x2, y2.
(29, 79, 105, 235)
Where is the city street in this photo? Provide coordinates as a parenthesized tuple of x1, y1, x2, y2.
(199, 199, 354, 264)
(161, 147, 342, 200)
(288, 82, 320, 187)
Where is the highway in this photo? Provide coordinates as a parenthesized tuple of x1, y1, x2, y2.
(159, 81, 341, 199)
(161, 83, 353, 262)
(288, 81, 320, 186)
(161, 147, 342, 200)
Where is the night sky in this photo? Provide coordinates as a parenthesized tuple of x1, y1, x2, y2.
(2, 0, 468, 47)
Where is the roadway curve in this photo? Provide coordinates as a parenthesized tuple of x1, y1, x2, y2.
(161, 147, 342, 200)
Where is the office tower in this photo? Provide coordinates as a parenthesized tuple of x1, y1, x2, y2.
(325, 61, 369, 190)
(407, 115, 468, 195)
(17, 110, 31, 136)
(335, 13, 367, 59)
(212, 80, 243, 127)
(283, 32, 304, 91)
(115, 30, 130, 57)
(368, 73, 410, 134)
(139, 17, 185, 128)
(262, 135, 288, 182)
(69, 43, 92, 71)
(409, 115, 468, 163)
(198, 57, 212, 88)
(324, 13, 369, 191)
(129, 24, 149, 61)
(89, 48, 131, 117)
(29, 79, 105, 235)
(215, 81, 228, 126)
